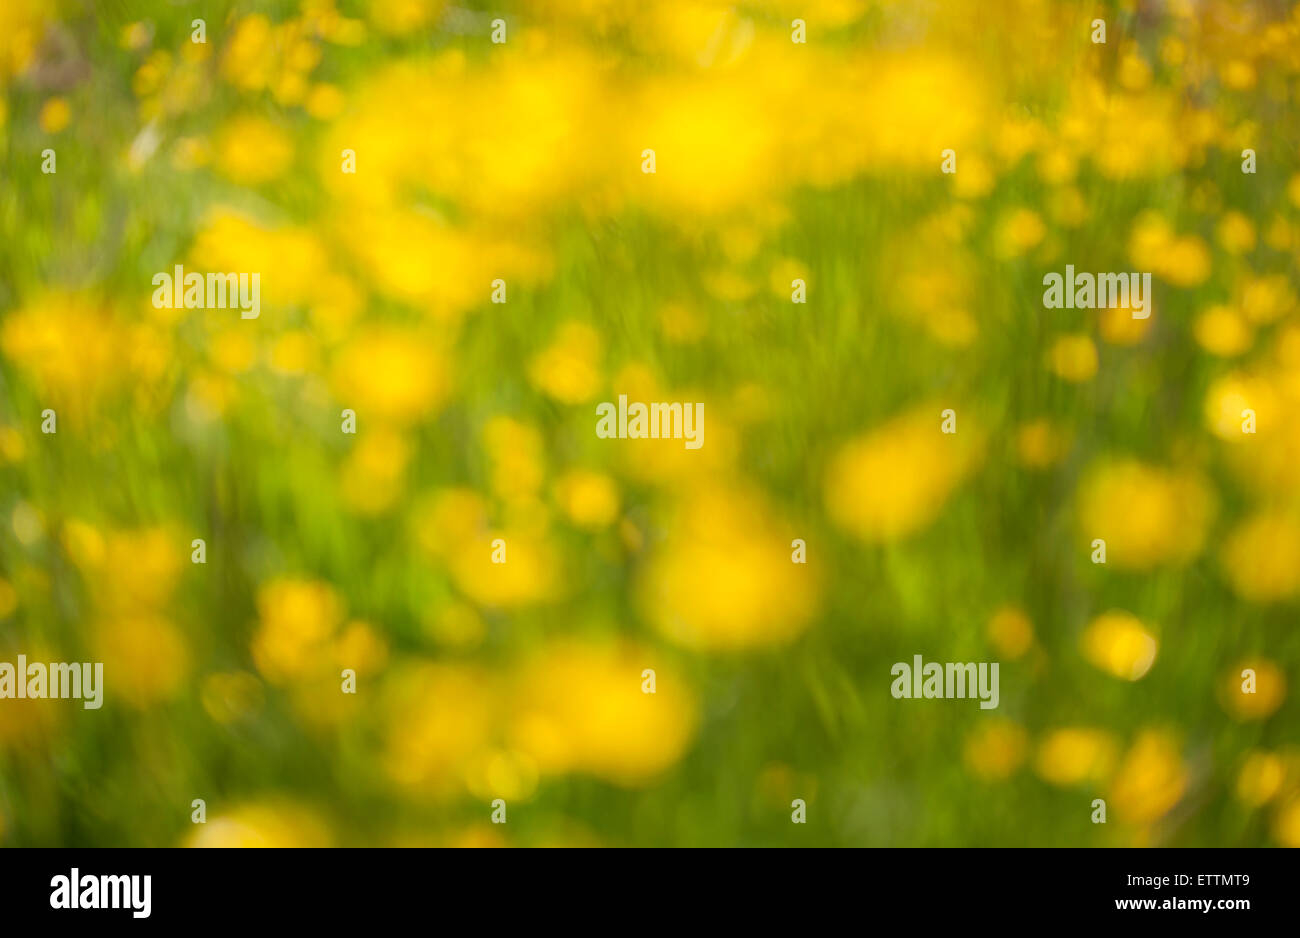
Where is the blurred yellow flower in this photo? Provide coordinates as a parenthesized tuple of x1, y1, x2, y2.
(330, 329, 451, 425)
(1216, 211, 1256, 254)
(1, 293, 131, 414)
(1193, 306, 1252, 357)
(1080, 611, 1158, 681)
(1047, 334, 1098, 382)
(333, 620, 389, 673)
(306, 83, 345, 120)
(191, 210, 332, 309)
(251, 578, 345, 684)
(1015, 419, 1071, 469)
(38, 97, 70, 134)
(367, 0, 446, 35)
(0, 0, 48, 79)
(215, 114, 294, 185)
(185, 803, 332, 847)
(1236, 751, 1287, 807)
(449, 530, 563, 609)
(383, 661, 496, 796)
(93, 616, 191, 707)
(1237, 274, 1295, 325)
(555, 470, 620, 529)
(1220, 513, 1300, 602)
(1076, 459, 1215, 569)
(1035, 728, 1119, 787)
(339, 426, 411, 516)
(509, 640, 697, 787)
(1272, 797, 1300, 848)
(1109, 730, 1188, 825)
(637, 484, 820, 651)
(825, 404, 982, 543)
(1098, 301, 1152, 345)
(1219, 659, 1287, 720)
(528, 322, 603, 404)
(484, 417, 546, 501)
(986, 605, 1034, 658)
(769, 258, 810, 299)
(963, 719, 1028, 781)
(0, 578, 16, 620)
(993, 208, 1046, 259)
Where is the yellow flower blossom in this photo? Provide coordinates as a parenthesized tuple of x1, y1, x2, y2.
(1081, 611, 1158, 681)
(509, 640, 697, 787)
(555, 470, 620, 529)
(1035, 728, 1119, 787)
(1076, 460, 1214, 569)
(1221, 513, 1300, 602)
(330, 329, 451, 425)
(185, 803, 332, 847)
(1236, 751, 1287, 807)
(528, 322, 603, 404)
(826, 404, 983, 542)
(215, 114, 294, 185)
(1047, 334, 1098, 382)
(1109, 730, 1188, 825)
(986, 605, 1034, 658)
(93, 616, 191, 707)
(963, 719, 1028, 781)
(1193, 306, 1252, 357)
(637, 484, 819, 651)
(251, 578, 345, 684)
(1219, 658, 1287, 721)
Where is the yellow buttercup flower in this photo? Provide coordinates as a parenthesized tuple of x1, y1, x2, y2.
(1081, 611, 1158, 681)
(1098, 301, 1152, 345)
(825, 404, 982, 543)
(1035, 728, 1119, 787)
(215, 114, 294, 185)
(448, 529, 562, 609)
(993, 208, 1046, 259)
(1109, 730, 1188, 825)
(1047, 334, 1098, 382)
(1216, 211, 1256, 254)
(1236, 751, 1286, 807)
(250, 578, 345, 684)
(636, 484, 820, 651)
(92, 616, 191, 707)
(38, 97, 70, 134)
(963, 719, 1028, 781)
(190, 210, 332, 309)
(986, 605, 1034, 658)
(339, 426, 411, 516)
(1220, 513, 1300, 602)
(1075, 459, 1215, 569)
(528, 321, 603, 404)
(382, 661, 497, 796)
(1193, 306, 1252, 357)
(554, 470, 620, 529)
(1272, 797, 1300, 848)
(1219, 659, 1287, 720)
(1015, 419, 1071, 469)
(1237, 274, 1295, 324)
(185, 803, 332, 847)
(329, 329, 451, 425)
(1, 293, 131, 414)
(509, 640, 697, 787)
(484, 417, 545, 501)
